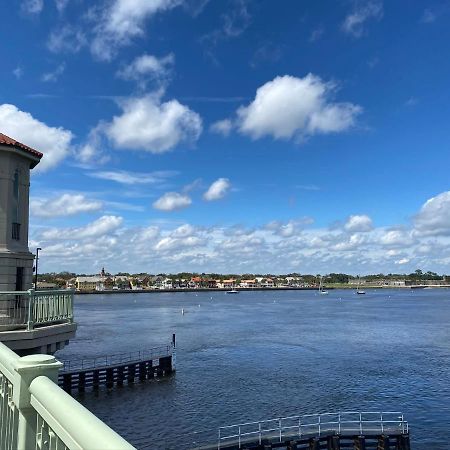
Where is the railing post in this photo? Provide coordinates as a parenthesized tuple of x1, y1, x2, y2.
(12, 354, 63, 450)
(172, 334, 177, 372)
(26, 289, 34, 331)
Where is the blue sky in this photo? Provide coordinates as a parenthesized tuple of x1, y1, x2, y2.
(1, 0, 450, 275)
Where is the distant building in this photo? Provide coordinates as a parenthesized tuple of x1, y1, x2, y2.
(240, 279, 257, 288)
(222, 279, 236, 288)
(36, 281, 59, 290)
(75, 276, 105, 291)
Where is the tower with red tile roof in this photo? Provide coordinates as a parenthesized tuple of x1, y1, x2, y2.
(0, 133, 43, 291)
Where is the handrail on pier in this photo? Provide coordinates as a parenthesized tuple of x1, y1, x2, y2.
(61, 344, 173, 373)
(0, 340, 135, 450)
(217, 411, 409, 449)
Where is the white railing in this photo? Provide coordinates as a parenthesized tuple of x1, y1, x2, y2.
(0, 341, 135, 450)
(0, 289, 74, 331)
(218, 411, 409, 448)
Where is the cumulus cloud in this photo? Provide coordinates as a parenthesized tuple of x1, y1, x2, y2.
(155, 235, 202, 251)
(0, 104, 73, 172)
(203, 178, 231, 201)
(89, 170, 177, 185)
(117, 53, 174, 87)
(414, 191, 450, 236)
(210, 119, 233, 136)
(42, 215, 123, 240)
(235, 74, 361, 141)
(379, 229, 413, 247)
(104, 93, 202, 153)
(342, 1, 383, 38)
(31, 194, 102, 218)
(153, 192, 192, 211)
(344, 215, 373, 232)
(90, 0, 182, 61)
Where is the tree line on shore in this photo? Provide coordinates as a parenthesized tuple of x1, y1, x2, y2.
(38, 269, 448, 288)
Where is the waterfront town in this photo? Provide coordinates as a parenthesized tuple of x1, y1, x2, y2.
(36, 269, 450, 292)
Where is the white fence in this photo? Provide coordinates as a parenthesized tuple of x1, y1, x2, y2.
(0, 341, 135, 450)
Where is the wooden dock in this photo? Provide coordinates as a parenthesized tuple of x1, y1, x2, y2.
(58, 335, 176, 393)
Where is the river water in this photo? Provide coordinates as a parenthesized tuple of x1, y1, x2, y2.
(57, 289, 450, 449)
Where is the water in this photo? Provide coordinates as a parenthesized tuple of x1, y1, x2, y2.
(57, 289, 450, 449)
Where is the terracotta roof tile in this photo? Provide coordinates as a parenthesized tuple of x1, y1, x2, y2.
(0, 133, 43, 158)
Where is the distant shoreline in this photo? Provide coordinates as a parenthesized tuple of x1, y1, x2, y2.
(70, 285, 448, 295)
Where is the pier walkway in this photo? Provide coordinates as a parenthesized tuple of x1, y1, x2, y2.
(59, 336, 176, 393)
(197, 411, 410, 450)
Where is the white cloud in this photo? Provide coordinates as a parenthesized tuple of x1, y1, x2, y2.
(210, 119, 233, 136)
(395, 258, 410, 265)
(21, 0, 43, 14)
(342, 1, 383, 38)
(309, 25, 324, 42)
(89, 170, 177, 185)
(0, 104, 73, 172)
(203, 178, 231, 201)
(171, 224, 196, 238)
(13, 67, 24, 79)
(41, 63, 66, 83)
(153, 192, 192, 211)
(55, 0, 69, 13)
(155, 235, 201, 251)
(31, 194, 102, 218)
(379, 229, 413, 247)
(235, 74, 361, 141)
(42, 215, 123, 240)
(47, 25, 86, 54)
(104, 93, 202, 153)
(344, 215, 373, 232)
(421, 9, 437, 24)
(414, 191, 450, 236)
(117, 53, 174, 86)
(90, 0, 182, 61)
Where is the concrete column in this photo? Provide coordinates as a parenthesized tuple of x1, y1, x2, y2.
(12, 354, 63, 450)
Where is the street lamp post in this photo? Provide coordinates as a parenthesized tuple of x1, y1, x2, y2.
(34, 247, 42, 290)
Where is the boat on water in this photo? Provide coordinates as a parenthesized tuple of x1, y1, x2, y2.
(318, 277, 329, 295)
(356, 276, 366, 295)
(226, 289, 239, 294)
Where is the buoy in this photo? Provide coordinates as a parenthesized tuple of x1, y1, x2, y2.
(181, 308, 185, 315)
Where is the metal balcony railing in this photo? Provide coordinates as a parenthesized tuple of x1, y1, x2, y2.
(0, 341, 135, 450)
(0, 289, 74, 332)
(218, 411, 409, 449)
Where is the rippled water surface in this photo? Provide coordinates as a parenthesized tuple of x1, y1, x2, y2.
(57, 289, 450, 449)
